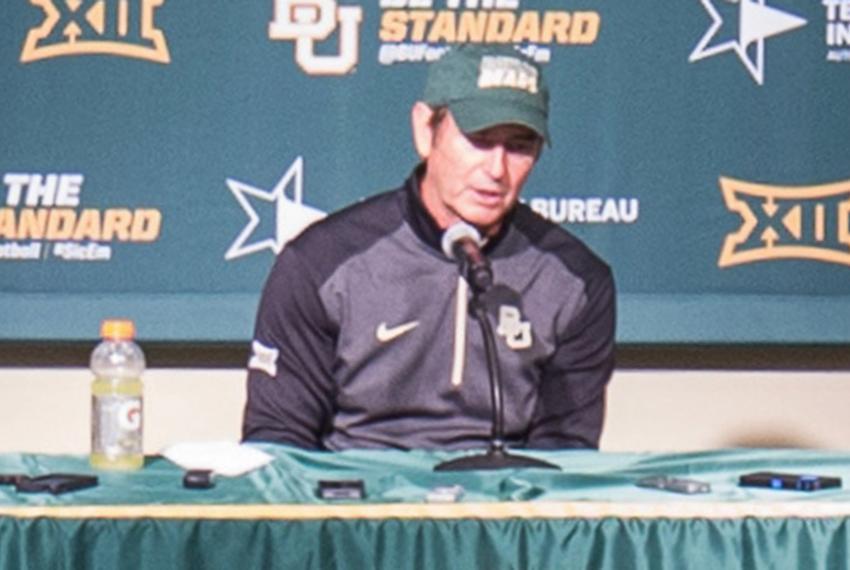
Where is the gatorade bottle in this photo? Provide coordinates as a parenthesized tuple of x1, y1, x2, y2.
(90, 319, 145, 470)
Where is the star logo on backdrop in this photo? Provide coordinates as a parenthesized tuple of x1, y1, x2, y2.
(689, 0, 806, 85)
(225, 157, 326, 260)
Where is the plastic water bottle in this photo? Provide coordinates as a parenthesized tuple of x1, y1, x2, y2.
(90, 319, 145, 470)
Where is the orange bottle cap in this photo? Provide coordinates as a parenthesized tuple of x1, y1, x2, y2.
(100, 319, 136, 340)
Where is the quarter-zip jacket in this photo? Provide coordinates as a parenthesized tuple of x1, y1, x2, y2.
(242, 167, 616, 451)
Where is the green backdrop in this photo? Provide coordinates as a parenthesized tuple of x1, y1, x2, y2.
(2, 0, 849, 343)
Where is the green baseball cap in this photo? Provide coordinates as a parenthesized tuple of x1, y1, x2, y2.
(423, 44, 550, 144)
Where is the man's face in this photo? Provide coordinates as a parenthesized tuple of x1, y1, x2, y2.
(414, 106, 541, 236)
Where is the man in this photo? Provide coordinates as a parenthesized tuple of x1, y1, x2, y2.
(242, 44, 615, 451)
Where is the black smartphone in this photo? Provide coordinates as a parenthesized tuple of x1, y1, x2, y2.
(15, 474, 99, 494)
(739, 471, 841, 492)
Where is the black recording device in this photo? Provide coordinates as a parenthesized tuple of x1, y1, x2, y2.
(183, 469, 216, 489)
(317, 479, 365, 500)
(739, 471, 842, 492)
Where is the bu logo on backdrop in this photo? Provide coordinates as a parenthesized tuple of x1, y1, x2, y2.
(20, 0, 170, 63)
(269, 0, 364, 75)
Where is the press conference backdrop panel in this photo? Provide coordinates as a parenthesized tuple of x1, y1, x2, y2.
(1, 0, 849, 343)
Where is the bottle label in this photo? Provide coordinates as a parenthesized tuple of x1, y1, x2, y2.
(92, 395, 143, 459)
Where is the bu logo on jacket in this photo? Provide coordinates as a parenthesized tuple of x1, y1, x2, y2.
(496, 305, 532, 350)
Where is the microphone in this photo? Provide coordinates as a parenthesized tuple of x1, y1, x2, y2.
(435, 223, 559, 472)
(441, 221, 493, 292)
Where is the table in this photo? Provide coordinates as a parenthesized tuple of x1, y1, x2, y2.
(3, 446, 850, 569)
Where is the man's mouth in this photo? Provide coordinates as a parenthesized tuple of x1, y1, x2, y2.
(472, 188, 504, 205)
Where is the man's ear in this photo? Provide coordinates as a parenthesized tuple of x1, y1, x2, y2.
(411, 102, 435, 160)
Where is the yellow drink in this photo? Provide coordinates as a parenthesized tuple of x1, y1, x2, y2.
(90, 375, 144, 470)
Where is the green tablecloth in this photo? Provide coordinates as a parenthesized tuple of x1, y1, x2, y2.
(2, 446, 850, 569)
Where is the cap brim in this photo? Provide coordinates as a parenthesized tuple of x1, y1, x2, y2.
(448, 99, 550, 146)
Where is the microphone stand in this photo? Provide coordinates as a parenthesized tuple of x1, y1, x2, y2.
(434, 269, 559, 472)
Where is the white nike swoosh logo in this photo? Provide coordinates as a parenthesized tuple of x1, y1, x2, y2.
(376, 320, 420, 343)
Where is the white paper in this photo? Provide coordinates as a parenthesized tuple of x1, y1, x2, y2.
(160, 441, 273, 477)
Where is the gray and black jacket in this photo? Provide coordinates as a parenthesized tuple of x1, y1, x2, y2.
(242, 167, 616, 451)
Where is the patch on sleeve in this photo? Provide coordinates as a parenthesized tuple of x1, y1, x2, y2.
(248, 340, 279, 377)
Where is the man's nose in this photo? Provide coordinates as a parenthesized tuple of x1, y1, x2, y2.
(484, 144, 507, 179)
